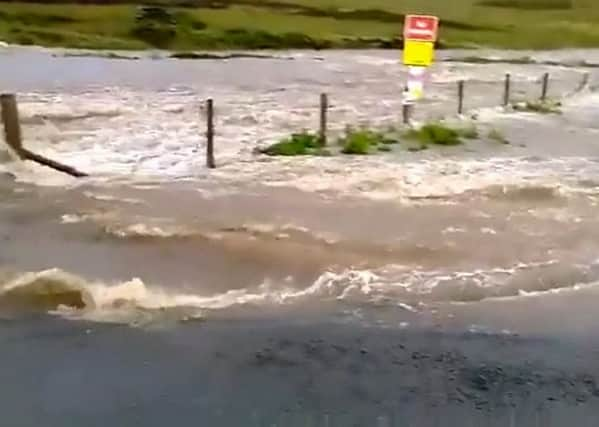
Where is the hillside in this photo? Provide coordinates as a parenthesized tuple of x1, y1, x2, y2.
(1, 0, 599, 50)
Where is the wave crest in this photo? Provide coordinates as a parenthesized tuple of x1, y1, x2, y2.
(2, 260, 599, 326)
(0, 269, 94, 311)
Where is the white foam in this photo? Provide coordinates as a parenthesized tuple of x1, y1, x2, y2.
(1, 53, 595, 203)
(3, 258, 599, 325)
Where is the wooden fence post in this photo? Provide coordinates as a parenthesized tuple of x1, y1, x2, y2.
(402, 102, 412, 125)
(503, 73, 511, 107)
(458, 80, 464, 115)
(205, 98, 215, 169)
(541, 72, 549, 101)
(582, 72, 590, 90)
(0, 93, 23, 153)
(319, 93, 328, 145)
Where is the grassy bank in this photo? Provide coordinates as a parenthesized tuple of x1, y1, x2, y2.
(2, 0, 599, 50)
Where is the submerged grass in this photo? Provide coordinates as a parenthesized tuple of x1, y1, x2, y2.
(260, 127, 401, 156)
(259, 132, 324, 156)
(338, 128, 399, 155)
(512, 99, 562, 114)
(261, 122, 490, 158)
(404, 123, 465, 147)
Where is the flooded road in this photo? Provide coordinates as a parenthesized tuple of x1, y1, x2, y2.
(2, 47, 599, 426)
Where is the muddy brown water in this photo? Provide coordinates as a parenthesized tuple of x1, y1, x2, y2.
(3, 47, 599, 426)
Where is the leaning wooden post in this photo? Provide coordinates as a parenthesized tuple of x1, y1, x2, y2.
(457, 80, 465, 115)
(205, 98, 215, 169)
(0, 93, 23, 154)
(1, 93, 88, 177)
(503, 73, 511, 107)
(541, 72, 549, 101)
(319, 93, 328, 145)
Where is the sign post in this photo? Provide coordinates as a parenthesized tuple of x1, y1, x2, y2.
(401, 14, 439, 121)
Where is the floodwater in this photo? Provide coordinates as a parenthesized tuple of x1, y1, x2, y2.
(2, 46, 599, 426)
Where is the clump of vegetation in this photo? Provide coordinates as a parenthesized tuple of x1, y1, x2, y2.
(338, 128, 398, 155)
(259, 132, 324, 156)
(512, 99, 562, 114)
(259, 126, 400, 157)
(130, 6, 177, 48)
(488, 128, 510, 144)
(404, 123, 465, 146)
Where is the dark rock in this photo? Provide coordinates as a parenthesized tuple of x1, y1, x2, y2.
(278, 339, 293, 349)
(411, 351, 429, 360)
(472, 374, 490, 391)
(331, 344, 348, 353)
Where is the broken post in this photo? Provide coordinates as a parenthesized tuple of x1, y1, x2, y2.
(319, 93, 328, 146)
(20, 148, 87, 177)
(503, 73, 511, 107)
(458, 80, 465, 115)
(205, 98, 215, 169)
(1, 93, 87, 178)
(541, 72, 549, 101)
(0, 94, 23, 153)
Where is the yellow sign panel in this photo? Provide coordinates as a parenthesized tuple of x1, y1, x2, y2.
(403, 40, 435, 67)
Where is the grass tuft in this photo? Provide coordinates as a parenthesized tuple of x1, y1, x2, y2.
(339, 129, 379, 155)
(404, 123, 464, 146)
(337, 128, 399, 155)
(259, 132, 323, 156)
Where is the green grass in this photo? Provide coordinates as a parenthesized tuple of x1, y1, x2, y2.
(339, 129, 378, 155)
(338, 128, 398, 155)
(3, 0, 599, 49)
(404, 123, 466, 147)
(259, 127, 400, 156)
(477, 0, 573, 10)
(259, 131, 324, 156)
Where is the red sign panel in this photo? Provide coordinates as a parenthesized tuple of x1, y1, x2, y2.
(404, 15, 439, 42)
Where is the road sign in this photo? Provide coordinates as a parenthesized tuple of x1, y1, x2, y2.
(403, 40, 435, 67)
(404, 15, 439, 42)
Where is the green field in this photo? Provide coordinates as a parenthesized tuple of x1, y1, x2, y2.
(2, 0, 599, 50)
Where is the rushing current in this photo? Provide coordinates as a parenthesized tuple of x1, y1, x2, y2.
(3, 46, 599, 426)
